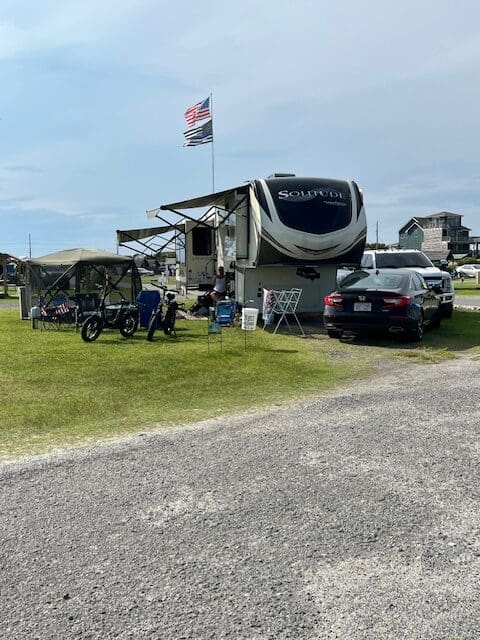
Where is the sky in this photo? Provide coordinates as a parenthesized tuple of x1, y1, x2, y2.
(1, 0, 480, 258)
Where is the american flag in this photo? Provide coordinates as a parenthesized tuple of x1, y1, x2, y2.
(183, 120, 213, 147)
(55, 302, 70, 315)
(184, 96, 211, 127)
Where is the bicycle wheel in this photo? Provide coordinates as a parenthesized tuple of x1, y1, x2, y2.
(119, 311, 139, 338)
(81, 316, 103, 342)
(163, 302, 178, 336)
(146, 310, 160, 342)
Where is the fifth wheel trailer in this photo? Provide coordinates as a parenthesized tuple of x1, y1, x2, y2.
(116, 174, 367, 314)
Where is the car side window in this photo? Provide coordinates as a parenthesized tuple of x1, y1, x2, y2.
(417, 274, 427, 290)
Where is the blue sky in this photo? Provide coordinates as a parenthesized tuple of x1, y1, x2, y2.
(1, 0, 480, 257)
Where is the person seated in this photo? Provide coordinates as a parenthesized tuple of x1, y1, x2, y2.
(210, 266, 227, 303)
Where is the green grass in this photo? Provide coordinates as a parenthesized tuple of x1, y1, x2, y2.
(454, 280, 480, 296)
(0, 310, 370, 459)
(0, 308, 478, 460)
(0, 285, 18, 303)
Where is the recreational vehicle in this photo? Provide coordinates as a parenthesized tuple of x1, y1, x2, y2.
(117, 174, 367, 313)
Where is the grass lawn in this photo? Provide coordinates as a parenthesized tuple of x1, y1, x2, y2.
(454, 280, 480, 296)
(0, 308, 478, 460)
(0, 285, 18, 303)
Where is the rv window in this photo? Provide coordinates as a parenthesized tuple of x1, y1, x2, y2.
(192, 227, 213, 256)
(175, 237, 185, 265)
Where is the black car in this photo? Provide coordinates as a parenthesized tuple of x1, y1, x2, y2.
(323, 268, 441, 341)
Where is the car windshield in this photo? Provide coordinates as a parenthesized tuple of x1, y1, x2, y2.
(340, 271, 406, 290)
(375, 253, 433, 268)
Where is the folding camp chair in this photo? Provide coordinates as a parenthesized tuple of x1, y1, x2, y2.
(39, 295, 76, 330)
(270, 288, 305, 336)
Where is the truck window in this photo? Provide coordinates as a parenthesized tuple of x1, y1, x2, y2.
(375, 253, 433, 268)
(361, 254, 374, 268)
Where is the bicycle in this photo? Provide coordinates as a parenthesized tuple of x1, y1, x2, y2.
(81, 276, 139, 342)
(146, 284, 183, 342)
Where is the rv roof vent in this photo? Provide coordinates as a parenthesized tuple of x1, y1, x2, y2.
(267, 173, 296, 178)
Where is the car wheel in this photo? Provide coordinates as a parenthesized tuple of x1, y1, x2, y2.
(407, 312, 424, 342)
(441, 302, 453, 319)
(429, 311, 442, 329)
(327, 329, 342, 339)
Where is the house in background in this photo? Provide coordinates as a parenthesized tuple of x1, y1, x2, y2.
(470, 236, 480, 258)
(398, 212, 473, 261)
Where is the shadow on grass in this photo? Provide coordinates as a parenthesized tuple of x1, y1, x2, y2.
(328, 311, 480, 354)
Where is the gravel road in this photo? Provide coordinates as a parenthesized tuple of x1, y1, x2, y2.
(1, 355, 479, 640)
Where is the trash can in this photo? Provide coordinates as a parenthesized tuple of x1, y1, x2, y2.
(136, 290, 161, 328)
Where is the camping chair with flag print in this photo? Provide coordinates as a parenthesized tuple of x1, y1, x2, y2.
(38, 294, 76, 330)
(268, 288, 305, 336)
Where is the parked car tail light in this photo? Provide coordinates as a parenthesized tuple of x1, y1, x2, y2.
(324, 294, 343, 309)
(383, 295, 411, 309)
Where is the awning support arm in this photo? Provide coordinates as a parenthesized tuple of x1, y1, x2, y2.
(218, 194, 248, 224)
(160, 207, 215, 229)
(118, 231, 159, 254)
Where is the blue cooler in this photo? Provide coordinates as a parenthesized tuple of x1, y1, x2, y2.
(136, 290, 161, 328)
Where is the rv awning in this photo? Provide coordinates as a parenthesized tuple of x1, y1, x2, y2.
(154, 185, 249, 213)
(116, 225, 184, 245)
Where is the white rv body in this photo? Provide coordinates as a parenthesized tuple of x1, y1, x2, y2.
(116, 174, 367, 314)
(212, 175, 366, 312)
(175, 219, 216, 291)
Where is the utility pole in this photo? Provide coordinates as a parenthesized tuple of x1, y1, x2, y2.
(375, 221, 379, 250)
(28, 234, 32, 259)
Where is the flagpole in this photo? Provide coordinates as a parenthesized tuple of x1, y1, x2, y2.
(210, 92, 215, 193)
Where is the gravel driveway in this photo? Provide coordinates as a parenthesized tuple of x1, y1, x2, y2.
(1, 355, 479, 639)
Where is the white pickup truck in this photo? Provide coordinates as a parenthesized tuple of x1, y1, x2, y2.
(360, 250, 455, 318)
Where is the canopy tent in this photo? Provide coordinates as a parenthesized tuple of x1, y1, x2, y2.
(25, 248, 141, 315)
(0, 252, 23, 295)
(28, 248, 134, 266)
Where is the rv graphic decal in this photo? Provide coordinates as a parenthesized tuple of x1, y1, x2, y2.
(278, 189, 346, 203)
